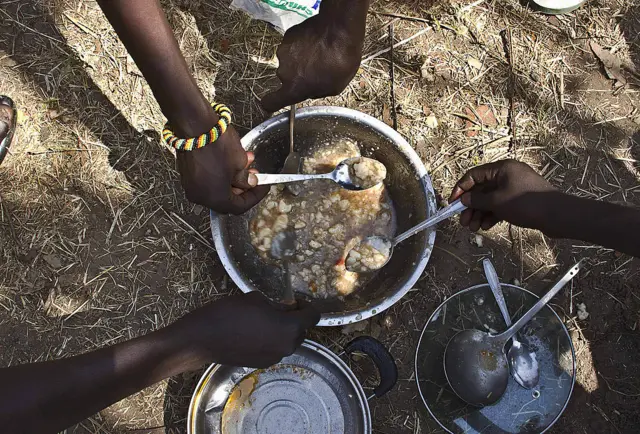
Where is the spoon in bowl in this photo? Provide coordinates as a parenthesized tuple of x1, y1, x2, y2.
(444, 260, 583, 407)
(270, 230, 297, 307)
(345, 199, 467, 273)
(483, 259, 539, 389)
(281, 104, 303, 196)
(255, 157, 386, 191)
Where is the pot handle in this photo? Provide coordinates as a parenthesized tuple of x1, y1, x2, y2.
(344, 336, 398, 399)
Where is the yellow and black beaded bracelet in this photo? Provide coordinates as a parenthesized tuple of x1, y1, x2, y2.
(162, 103, 232, 151)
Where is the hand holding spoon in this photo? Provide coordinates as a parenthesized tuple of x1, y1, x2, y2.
(255, 157, 387, 191)
(483, 259, 539, 389)
(444, 260, 583, 407)
(345, 199, 467, 272)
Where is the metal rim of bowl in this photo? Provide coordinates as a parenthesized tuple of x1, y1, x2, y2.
(414, 283, 577, 434)
(210, 106, 436, 326)
(187, 339, 372, 434)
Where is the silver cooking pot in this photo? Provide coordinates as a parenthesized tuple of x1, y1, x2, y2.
(188, 337, 398, 434)
(210, 106, 436, 326)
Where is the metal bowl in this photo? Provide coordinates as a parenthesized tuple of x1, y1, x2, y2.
(210, 106, 436, 326)
(188, 337, 398, 434)
(415, 284, 576, 434)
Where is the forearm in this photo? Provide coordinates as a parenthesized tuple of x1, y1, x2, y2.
(97, 0, 216, 137)
(0, 328, 201, 433)
(536, 192, 640, 257)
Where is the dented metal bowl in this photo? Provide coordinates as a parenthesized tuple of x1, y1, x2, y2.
(210, 106, 436, 326)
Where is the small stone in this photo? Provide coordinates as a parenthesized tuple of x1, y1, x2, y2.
(420, 62, 435, 82)
(370, 321, 383, 339)
(382, 315, 394, 329)
(193, 204, 204, 216)
(576, 303, 589, 320)
(43, 254, 62, 269)
(471, 234, 484, 248)
(425, 114, 438, 129)
(342, 320, 368, 335)
(467, 57, 482, 70)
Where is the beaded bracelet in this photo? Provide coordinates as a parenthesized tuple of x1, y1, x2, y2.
(162, 103, 232, 151)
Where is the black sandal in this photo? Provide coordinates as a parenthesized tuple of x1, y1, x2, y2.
(0, 96, 17, 166)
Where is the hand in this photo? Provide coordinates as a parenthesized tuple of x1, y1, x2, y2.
(176, 126, 269, 214)
(167, 292, 320, 369)
(260, 1, 368, 112)
(449, 159, 557, 232)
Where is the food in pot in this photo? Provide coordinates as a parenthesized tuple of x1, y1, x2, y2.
(346, 237, 392, 273)
(249, 138, 395, 299)
(348, 157, 387, 190)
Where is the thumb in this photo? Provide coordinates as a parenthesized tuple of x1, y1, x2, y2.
(260, 85, 302, 113)
(288, 302, 321, 330)
(461, 190, 497, 212)
(231, 168, 258, 190)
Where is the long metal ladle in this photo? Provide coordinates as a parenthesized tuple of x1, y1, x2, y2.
(255, 157, 386, 191)
(483, 259, 539, 389)
(444, 260, 583, 407)
(345, 199, 467, 272)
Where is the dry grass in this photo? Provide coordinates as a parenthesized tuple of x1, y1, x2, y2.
(1, 0, 639, 433)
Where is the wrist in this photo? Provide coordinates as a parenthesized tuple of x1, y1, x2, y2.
(319, 0, 370, 27)
(171, 105, 220, 139)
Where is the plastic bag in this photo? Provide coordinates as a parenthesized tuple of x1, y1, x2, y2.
(231, 0, 322, 33)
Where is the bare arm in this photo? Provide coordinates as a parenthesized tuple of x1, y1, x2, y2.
(96, 0, 215, 137)
(97, 0, 268, 214)
(0, 293, 319, 433)
(450, 159, 640, 258)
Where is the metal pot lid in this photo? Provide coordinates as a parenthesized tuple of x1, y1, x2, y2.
(188, 340, 372, 434)
(415, 284, 576, 434)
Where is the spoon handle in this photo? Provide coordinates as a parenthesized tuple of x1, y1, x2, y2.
(255, 172, 331, 186)
(498, 260, 583, 341)
(393, 199, 467, 245)
(281, 260, 297, 307)
(483, 259, 512, 327)
(289, 104, 296, 154)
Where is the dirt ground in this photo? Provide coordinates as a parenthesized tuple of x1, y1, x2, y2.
(0, 0, 639, 433)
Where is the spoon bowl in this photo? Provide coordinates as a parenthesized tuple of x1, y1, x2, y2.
(483, 259, 539, 389)
(345, 199, 467, 273)
(444, 329, 509, 406)
(444, 261, 583, 407)
(255, 157, 386, 191)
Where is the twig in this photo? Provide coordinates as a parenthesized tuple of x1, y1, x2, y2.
(361, 27, 431, 65)
(431, 135, 512, 174)
(501, 28, 517, 156)
(167, 211, 215, 251)
(0, 191, 18, 246)
(434, 245, 469, 267)
(389, 22, 398, 131)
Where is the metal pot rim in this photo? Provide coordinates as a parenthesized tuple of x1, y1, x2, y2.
(187, 339, 372, 434)
(414, 283, 577, 434)
(210, 106, 436, 326)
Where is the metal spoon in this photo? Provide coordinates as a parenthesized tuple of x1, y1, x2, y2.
(483, 259, 539, 389)
(255, 157, 386, 191)
(281, 104, 303, 196)
(444, 260, 583, 407)
(344, 199, 467, 272)
(270, 231, 297, 306)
